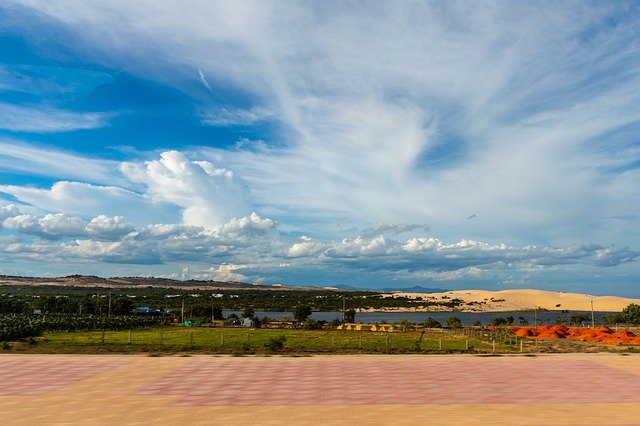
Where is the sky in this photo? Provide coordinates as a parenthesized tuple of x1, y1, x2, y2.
(0, 1, 639, 295)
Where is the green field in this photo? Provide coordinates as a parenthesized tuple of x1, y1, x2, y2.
(8, 326, 517, 354)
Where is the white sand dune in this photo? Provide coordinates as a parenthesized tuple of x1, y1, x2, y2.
(389, 289, 640, 312)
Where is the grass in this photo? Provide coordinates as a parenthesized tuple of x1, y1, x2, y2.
(3, 326, 517, 355)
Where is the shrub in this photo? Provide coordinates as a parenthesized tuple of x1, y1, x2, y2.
(446, 316, 462, 329)
(265, 335, 287, 352)
(424, 317, 441, 328)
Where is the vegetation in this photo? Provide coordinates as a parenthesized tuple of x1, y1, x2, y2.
(424, 317, 442, 328)
(0, 314, 166, 341)
(602, 304, 640, 326)
(293, 304, 312, 322)
(344, 309, 356, 323)
(0, 285, 446, 316)
(7, 326, 509, 354)
(622, 304, 640, 325)
(446, 316, 462, 329)
(491, 316, 515, 326)
(568, 313, 590, 326)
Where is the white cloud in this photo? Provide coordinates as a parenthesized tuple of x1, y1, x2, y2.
(85, 215, 135, 240)
(396, 267, 485, 282)
(200, 107, 273, 126)
(0, 141, 124, 185)
(2, 212, 134, 241)
(203, 264, 248, 282)
(120, 150, 251, 229)
(218, 212, 274, 237)
(3, 213, 86, 240)
(0, 102, 111, 133)
(0, 204, 20, 227)
(287, 236, 328, 258)
(1, 2, 639, 291)
(326, 236, 390, 258)
(284, 233, 638, 273)
(0, 180, 179, 226)
(198, 68, 213, 92)
(4, 2, 639, 247)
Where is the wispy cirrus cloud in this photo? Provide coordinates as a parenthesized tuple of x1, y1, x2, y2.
(0, 141, 125, 185)
(6, 1, 639, 245)
(0, 2, 638, 292)
(0, 102, 112, 133)
(199, 107, 273, 127)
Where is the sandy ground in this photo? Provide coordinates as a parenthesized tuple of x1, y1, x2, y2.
(384, 289, 640, 312)
(2, 353, 640, 425)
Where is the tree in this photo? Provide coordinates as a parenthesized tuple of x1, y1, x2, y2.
(491, 317, 513, 327)
(344, 309, 356, 323)
(568, 313, 590, 326)
(242, 307, 255, 319)
(211, 305, 224, 321)
(602, 313, 626, 325)
(622, 304, 640, 325)
(424, 317, 442, 328)
(446, 316, 462, 329)
(518, 316, 528, 325)
(112, 297, 135, 315)
(293, 304, 312, 322)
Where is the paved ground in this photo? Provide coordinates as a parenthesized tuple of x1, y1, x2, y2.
(1, 353, 640, 425)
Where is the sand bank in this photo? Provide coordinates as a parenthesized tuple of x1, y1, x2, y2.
(383, 289, 640, 312)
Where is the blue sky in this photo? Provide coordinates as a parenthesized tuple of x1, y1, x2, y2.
(0, 1, 639, 295)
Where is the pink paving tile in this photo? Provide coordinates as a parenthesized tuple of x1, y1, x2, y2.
(0, 361, 123, 395)
(135, 358, 640, 406)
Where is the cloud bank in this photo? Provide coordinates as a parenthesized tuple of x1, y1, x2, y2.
(0, 2, 638, 293)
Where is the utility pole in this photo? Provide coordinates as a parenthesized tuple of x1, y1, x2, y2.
(108, 292, 112, 317)
(591, 300, 595, 328)
(342, 296, 346, 324)
(181, 299, 185, 324)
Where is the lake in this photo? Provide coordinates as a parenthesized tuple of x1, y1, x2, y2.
(223, 310, 615, 326)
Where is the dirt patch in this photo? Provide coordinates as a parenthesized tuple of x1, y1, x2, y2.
(512, 325, 640, 345)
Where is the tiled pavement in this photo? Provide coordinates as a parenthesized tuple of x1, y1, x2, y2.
(1, 354, 640, 425)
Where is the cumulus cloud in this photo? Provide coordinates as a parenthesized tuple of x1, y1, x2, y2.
(85, 215, 135, 240)
(395, 266, 485, 282)
(218, 212, 275, 237)
(4, 2, 639, 248)
(3, 213, 86, 240)
(1, 2, 639, 291)
(287, 236, 328, 258)
(120, 150, 251, 229)
(325, 236, 390, 258)
(203, 264, 248, 282)
(0, 211, 278, 266)
(0, 180, 179, 226)
(0, 204, 20, 227)
(284, 234, 639, 274)
(2, 213, 134, 241)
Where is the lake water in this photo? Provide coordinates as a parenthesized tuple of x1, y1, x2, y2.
(223, 310, 614, 326)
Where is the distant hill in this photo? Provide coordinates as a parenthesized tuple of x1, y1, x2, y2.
(381, 285, 449, 293)
(0, 274, 293, 290)
(331, 284, 448, 293)
(0, 275, 447, 294)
